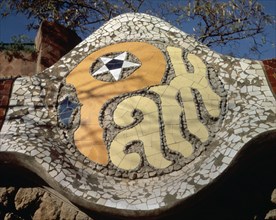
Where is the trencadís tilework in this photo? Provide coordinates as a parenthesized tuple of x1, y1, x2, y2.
(0, 13, 275, 218)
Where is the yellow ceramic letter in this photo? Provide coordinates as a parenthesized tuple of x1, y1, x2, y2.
(110, 96, 172, 170)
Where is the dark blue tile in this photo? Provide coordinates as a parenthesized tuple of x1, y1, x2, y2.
(106, 59, 123, 70)
(58, 96, 79, 127)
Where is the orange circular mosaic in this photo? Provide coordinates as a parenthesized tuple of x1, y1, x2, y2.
(66, 42, 167, 165)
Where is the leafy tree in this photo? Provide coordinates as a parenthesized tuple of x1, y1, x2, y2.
(1, 0, 274, 58)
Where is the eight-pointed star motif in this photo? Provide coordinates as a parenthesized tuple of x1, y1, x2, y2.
(91, 52, 140, 81)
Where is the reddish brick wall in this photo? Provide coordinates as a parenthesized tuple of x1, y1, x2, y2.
(0, 79, 14, 130)
(262, 59, 276, 95)
(0, 52, 37, 78)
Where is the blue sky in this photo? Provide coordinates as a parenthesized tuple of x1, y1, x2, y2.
(0, 0, 275, 59)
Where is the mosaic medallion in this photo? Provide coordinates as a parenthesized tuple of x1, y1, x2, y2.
(0, 13, 275, 218)
(66, 42, 227, 178)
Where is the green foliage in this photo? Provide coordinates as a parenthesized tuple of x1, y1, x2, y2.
(0, 35, 35, 53)
(10, 35, 34, 52)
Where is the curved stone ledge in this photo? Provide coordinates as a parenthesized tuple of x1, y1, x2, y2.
(0, 13, 275, 218)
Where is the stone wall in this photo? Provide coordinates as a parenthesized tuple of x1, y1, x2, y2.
(35, 21, 82, 72)
(0, 79, 14, 129)
(0, 187, 92, 220)
(263, 59, 276, 94)
(0, 52, 37, 77)
(0, 20, 81, 78)
(266, 189, 276, 219)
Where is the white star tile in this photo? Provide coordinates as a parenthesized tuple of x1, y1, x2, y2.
(91, 52, 141, 81)
(101, 57, 112, 64)
(115, 52, 127, 61)
(93, 65, 109, 76)
(110, 69, 122, 81)
(122, 61, 140, 68)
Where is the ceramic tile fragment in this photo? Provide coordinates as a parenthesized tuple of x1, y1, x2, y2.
(0, 13, 275, 219)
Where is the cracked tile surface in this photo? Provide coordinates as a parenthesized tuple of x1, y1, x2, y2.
(0, 13, 275, 218)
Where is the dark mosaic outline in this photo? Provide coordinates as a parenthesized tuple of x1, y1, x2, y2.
(95, 46, 228, 179)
